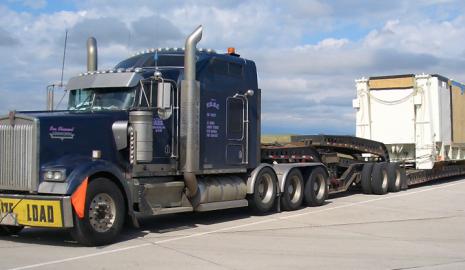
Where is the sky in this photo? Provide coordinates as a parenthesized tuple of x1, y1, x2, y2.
(1, 0, 465, 135)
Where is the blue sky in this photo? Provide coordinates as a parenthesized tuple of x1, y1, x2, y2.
(1, 0, 465, 135)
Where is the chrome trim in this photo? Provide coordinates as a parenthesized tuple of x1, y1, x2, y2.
(181, 25, 203, 205)
(87, 37, 98, 72)
(0, 194, 74, 228)
(246, 163, 274, 194)
(62, 196, 74, 228)
(196, 199, 248, 212)
(0, 114, 39, 192)
(66, 72, 144, 91)
(112, 121, 128, 151)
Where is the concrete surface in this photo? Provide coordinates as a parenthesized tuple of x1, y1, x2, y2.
(1, 177, 465, 270)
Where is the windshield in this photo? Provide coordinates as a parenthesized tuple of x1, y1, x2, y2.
(68, 87, 136, 111)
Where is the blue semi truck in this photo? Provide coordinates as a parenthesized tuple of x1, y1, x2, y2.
(0, 26, 431, 246)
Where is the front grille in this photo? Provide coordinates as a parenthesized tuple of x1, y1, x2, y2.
(0, 115, 39, 192)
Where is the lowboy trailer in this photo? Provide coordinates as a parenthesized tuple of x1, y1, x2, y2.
(354, 74, 465, 189)
(0, 26, 444, 246)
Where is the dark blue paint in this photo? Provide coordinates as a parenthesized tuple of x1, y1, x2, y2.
(20, 50, 260, 199)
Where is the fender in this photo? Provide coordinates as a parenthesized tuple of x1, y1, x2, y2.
(67, 158, 138, 226)
(246, 163, 274, 194)
(65, 158, 128, 195)
(38, 155, 137, 226)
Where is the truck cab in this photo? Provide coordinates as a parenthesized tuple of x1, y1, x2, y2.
(0, 26, 268, 245)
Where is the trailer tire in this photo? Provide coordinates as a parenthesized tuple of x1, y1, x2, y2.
(304, 167, 328, 206)
(0, 225, 23, 236)
(70, 178, 126, 246)
(281, 169, 304, 211)
(387, 163, 402, 192)
(361, 163, 374, 194)
(400, 168, 408, 190)
(248, 167, 277, 214)
(371, 162, 389, 195)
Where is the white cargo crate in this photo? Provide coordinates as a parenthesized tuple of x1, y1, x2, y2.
(353, 74, 465, 169)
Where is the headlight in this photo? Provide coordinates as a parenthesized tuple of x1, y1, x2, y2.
(43, 169, 66, 182)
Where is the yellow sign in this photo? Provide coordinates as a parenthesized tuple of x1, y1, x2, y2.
(0, 197, 63, 227)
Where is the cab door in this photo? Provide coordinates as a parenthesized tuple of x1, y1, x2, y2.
(226, 96, 246, 165)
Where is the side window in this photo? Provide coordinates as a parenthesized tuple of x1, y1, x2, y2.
(227, 97, 244, 140)
(228, 62, 243, 77)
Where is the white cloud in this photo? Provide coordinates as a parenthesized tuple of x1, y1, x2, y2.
(1, 1, 465, 135)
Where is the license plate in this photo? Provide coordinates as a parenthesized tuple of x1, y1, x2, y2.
(0, 197, 63, 227)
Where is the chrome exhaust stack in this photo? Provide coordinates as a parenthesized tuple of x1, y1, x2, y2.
(86, 37, 98, 72)
(181, 25, 203, 206)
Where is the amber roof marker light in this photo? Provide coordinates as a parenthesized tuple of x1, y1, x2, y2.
(227, 47, 240, 57)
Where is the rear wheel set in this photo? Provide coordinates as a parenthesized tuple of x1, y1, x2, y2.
(361, 162, 406, 195)
(249, 166, 329, 214)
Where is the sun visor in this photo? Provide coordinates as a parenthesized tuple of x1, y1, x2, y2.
(66, 72, 143, 91)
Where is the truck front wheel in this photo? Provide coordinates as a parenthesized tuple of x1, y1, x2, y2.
(70, 178, 126, 246)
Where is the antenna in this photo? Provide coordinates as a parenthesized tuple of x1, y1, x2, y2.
(60, 29, 68, 87)
(54, 29, 69, 110)
(154, 49, 158, 70)
(46, 29, 69, 111)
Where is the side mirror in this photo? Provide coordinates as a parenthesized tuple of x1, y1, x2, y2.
(157, 82, 172, 120)
(157, 82, 171, 109)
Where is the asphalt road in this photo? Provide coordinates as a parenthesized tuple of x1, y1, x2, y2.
(1, 177, 465, 270)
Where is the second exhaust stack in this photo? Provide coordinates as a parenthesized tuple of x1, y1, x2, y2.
(87, 37, 98, 72)
(181, 25, 203, 206)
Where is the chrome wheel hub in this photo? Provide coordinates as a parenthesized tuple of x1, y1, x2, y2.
(257, 174, 273, 203)
(89, 193, 116, 233)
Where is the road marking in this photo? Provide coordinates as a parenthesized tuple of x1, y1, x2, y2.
(8, 180, 465, 270)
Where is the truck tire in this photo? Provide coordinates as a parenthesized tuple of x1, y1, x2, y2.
(371, 162, 389, 195)
(70, 178, 126, 246)
(387, 163, 402, 192)
(361, 163, 374, 194)
(248, 167, 277, 214)
(281, 169, 304, 211)
(304, 167, 328, 206)
(0, 225, 24, 236)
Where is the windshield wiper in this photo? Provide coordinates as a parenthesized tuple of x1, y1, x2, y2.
(71, 93, 95, 110)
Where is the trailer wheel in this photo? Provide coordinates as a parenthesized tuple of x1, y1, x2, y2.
(400, 168, 408, 190)
(387, 163, 402, 192)
(304, 167, 328, 206)
(281, 169, 304, 211)
(248, 167, 277, 214)
(371, 162, 389, 195)
(70, 178, 126, 246)
(361, 163, 374, 194)
(0, 225, 24, 236)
